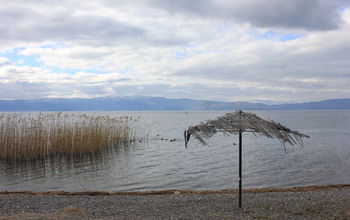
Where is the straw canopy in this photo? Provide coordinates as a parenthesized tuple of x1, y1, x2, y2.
(185, 110, 310, 149)
(184, 110, 310, 208)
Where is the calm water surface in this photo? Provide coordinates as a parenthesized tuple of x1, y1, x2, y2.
(0, 111, 349, 191)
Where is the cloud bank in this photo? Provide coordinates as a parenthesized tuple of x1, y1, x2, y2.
(0, 0, 349, 102)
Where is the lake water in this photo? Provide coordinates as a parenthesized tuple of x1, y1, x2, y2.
(0, 111, 349, 192)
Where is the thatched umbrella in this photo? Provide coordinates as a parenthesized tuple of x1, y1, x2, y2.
(184, 110, 310, 208)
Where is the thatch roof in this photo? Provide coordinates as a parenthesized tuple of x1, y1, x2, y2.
(184, 110, 310, 208)
(185, 110, 310, 148)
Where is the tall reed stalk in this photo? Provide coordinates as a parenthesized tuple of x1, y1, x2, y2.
(0, 113, 141, 163)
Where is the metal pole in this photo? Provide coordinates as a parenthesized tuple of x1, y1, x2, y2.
(239, 130, 242, 208)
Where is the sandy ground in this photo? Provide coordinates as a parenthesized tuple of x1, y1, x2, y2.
(0, 184, 349, 219)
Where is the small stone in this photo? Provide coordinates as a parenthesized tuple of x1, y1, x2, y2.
(173, 191, 181, 195)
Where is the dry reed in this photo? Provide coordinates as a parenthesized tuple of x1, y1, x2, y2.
(0, 112, 142, 163)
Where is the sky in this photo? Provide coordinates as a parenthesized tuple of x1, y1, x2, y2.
(0, 0, 349, 103)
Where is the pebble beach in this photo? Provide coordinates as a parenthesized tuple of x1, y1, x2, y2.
(0, 185, 349, 219)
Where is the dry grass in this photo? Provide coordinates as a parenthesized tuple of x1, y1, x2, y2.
(0, 112, 143, 163)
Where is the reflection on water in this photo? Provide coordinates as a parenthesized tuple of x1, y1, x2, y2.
(1, 146, 123, 178)
(0, 111, 349, 192)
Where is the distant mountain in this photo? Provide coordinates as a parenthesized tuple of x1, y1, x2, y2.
(0, 97, 349, 111)
(271, 99, 350, 110)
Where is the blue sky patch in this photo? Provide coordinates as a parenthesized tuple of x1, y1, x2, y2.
(1, 45, 114, 75)
(279, 33, 303, 41)
(249, 30, 303, 41)
(1, 49, 42, 67)
(175, 52, 188, 60)
(48, 66, 112, 75)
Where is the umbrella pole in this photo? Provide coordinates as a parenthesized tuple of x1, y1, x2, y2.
(239, 130, 242, 208)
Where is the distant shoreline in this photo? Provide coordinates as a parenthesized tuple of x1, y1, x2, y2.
(1, 183, 349, 195)
(1, 97, 349, 111)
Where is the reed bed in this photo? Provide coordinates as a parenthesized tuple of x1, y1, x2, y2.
(0, 112, 142, 163)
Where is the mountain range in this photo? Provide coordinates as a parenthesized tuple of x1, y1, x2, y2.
(0, 97, 349, 111)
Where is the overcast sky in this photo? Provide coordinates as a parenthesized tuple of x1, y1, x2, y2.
(0, 0, 349, 103)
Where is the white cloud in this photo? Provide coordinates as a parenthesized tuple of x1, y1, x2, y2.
(0, 57, 13, 66)
(0, 0, 349, 102)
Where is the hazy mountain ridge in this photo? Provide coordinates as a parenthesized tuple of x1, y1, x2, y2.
(0, 97, 349, 111)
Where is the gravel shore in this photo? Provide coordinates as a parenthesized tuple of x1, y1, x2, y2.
(0, 185, 349, 219)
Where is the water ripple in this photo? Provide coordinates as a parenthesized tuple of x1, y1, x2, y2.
(1, 111, 349, 192)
